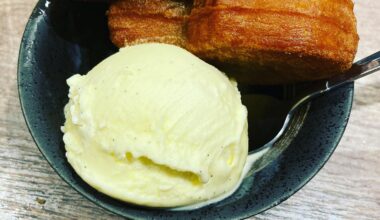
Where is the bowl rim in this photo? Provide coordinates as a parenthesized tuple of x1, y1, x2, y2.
(17, 0, 354, 219)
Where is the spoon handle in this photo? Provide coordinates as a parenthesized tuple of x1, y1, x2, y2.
(289, 51, 380, 113)
(327, 51, 380, 90)
(248, 51, 380, 170)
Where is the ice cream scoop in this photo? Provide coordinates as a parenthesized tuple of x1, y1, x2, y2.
(62, 43, 248, 208)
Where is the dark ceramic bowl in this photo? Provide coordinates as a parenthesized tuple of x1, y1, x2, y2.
(18, 0, 353, 219)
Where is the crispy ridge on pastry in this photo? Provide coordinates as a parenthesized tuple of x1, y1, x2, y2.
(108, 0, 191, 47)
(108, 0, 359, 85)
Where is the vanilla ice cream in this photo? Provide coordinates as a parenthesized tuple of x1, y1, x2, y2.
(62, 43, 248, 207)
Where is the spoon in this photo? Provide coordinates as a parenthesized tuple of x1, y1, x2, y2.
(245, 51, 380, 175)
(172, 51, 380, 211)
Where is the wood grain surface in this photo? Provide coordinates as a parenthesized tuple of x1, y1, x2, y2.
(1, 0, 379, 219)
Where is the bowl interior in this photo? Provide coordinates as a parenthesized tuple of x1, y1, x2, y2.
(18, 0, 354, 219)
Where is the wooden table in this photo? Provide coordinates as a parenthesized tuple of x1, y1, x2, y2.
(1, 0, 379, 219)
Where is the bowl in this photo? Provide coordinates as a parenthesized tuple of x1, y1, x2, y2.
(18, 0, 354, 219)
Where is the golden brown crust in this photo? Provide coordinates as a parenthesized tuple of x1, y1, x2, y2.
(108, 0, 189, 47)
(109, 13, 186, 47)
(186, 6, 358, 84)
(108, 0, 359, 85)
(109, 0, 191, 17)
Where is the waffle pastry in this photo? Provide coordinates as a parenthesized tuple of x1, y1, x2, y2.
(108, 0, 359, 85)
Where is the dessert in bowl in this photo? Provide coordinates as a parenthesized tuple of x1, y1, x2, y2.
(18, 0, 357, 218)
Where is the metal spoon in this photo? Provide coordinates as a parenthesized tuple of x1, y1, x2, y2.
(245, 51, 380, 174)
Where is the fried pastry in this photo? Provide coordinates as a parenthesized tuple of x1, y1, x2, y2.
(108, 0, 191, 47)
(108, 0, 359, 85)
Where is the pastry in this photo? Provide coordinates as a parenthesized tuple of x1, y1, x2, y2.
(108, 0, 191, 48)
(108, 0, 359, 85)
